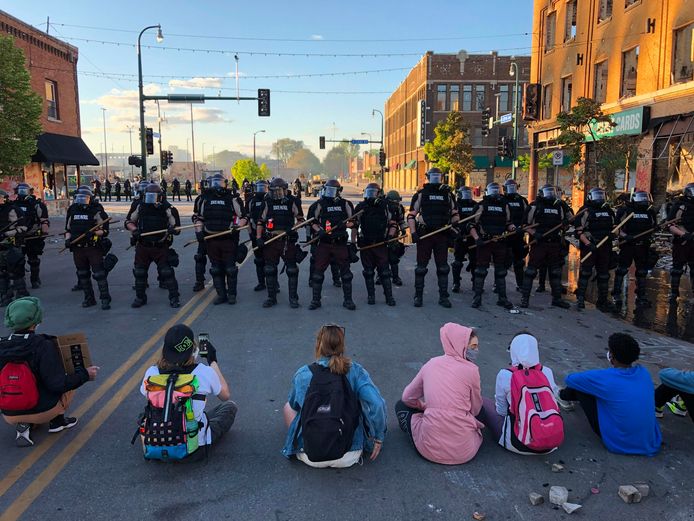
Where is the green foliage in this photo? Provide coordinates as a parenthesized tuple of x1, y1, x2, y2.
(322, 146, 349, 178)
(287, 148, 321, 174)
(271, 138, 305, 164)
(231, 159, 262, 187)
(259, 163, 272, 179)
(518, 153, 554, 172)
(0, 35, 42, 177)
(424, 112, 473, 176)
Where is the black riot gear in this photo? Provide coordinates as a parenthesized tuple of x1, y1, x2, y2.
(587, 187, 606, 205)
(425, 168, 443, 185)
(323, 179, 341, 199)
(255, 180, 269, 194)
(540, 184, 557, 201)
(458, 187, 473, 201)
(503, 179, 518, 195)
(269, 177, 288, 200)
(364, 183, 380, 201)
(485, 182, 502, 198)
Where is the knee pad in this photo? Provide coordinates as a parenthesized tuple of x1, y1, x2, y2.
(77, 268, 91, 279)
(362, 267, 375, 278)
(158, 265, 174, 280)
(597, 273, 610, 283)
(451, 260, 463, 270)
(264, 264, 278, 277)
(209, 265, 225, 277)
(524, 267, 538, 279)
(378, 266, 392, 278)
(414, 266, 428, 277)
(341, 270, 353, 282)
(494, 267, 507, 278)
(615, 266, 629, 277)
(225, 265, 238, 277)
(133, 266, 148, 279)
(549, 266, 563, 278)
(311, 272, 324, 285)
(474, 267, 488, 278)
(436, 264, 450, 276)
(286, 264, 299, 277)
(580, 268, 593, 279)
(92, 270, 107, 282)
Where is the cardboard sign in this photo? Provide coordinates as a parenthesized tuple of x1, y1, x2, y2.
(56, 333, 92, 375)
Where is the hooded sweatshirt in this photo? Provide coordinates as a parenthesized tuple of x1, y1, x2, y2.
(401, 323, 483, 465)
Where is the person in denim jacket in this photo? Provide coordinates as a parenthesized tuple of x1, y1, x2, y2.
(282, 324, 387, 468)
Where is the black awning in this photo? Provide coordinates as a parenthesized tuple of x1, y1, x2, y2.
(32, 133, 100, 166)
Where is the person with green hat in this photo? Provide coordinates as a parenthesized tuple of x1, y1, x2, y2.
(0, 297, 99, 447)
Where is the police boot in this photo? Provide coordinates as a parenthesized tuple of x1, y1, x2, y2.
(92, 270, 111, 310)
(28, 258, 41, 289)
(520, 267, 537, 308)
(437, 264, 451, 308)
(193, 253, 206, 292)
(596, 273, 616, 313)
(158, 264, 180, 308)
(341, 270, 356, 310)
(612, 267, 628, 307)
(670, 267, 683, 302)
(451, 260, 463, 293)
(391, 263, 403, 286)
(635, 269, 651, 308)
(494, 267, 514, 309)
(536, 265, 547, 293)
(363, 268, 376, 305)
(0, 274, 11, 307)
(471, 267, 487, 308)
(210, 265, 227, 305)
(287, 264, 300, 308)
(331, 262, 342, 287)
(413, 265, 427, 307)
(131, 267, 148, 308)
(549, 266, 570, 309)
(379, 266, 396, 306)
(225, 265, 238, 305)
(263, 264, 278, 308)
(254, 257, 266, 292)
(575, 269, 591, 310)
(309, 273, 324, 310)
(77, 269, 96, 308)
(513, 261, 525, 292)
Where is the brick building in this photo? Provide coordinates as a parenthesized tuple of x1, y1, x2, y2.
(529, 0, 694, 206)
(384, 51, 530, 193)
(349, 150, 381, 185)
(1, 9, 97, 202)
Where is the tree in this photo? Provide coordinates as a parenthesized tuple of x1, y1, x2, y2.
(424, 112, 473, 178)
(231, 159, 262, 187)
(518, 152, 554, 171)
(287, 148, 321, 174)
(271, 139, 304, 165)
(322, 146, 349, 178)
(259, 163, 272, 179)
(0, 35, 42, 177)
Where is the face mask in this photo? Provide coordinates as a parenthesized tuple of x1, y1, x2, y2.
(466, 348, 479, 362)
(606, 351, 612, 364)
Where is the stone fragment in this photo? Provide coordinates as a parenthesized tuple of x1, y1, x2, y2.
(562, 503, 582, 514)
(472, 512, 486, 521)
(618, 485, 642, 504)
(529, 492, 544, 506)
(549, 486, 569, 505)
(633, 483, 650, 497)
(552, 463, 565, 473)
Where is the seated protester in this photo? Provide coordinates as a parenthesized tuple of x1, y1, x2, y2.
(282, 324, 386, 468)
(655, 368, 693, 421)
(0, 297, 99, 447)
(396, 323, 489, 465)
(560, 332, 662, 456)
(488, 332, 563, 455)
(139, 325, 236, 457)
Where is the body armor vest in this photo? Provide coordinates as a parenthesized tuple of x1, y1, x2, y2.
(479, 197, 508, 236)
(532, 199, 564, 237)
(357, 199, 389, 243)
(67, 204, 99, 237)
(505, 194, 526, 227)
(265, 196, 295, 232)
(418, 184, 452, 230)
(318, 198, 349, 240)
(202, 190, 237, 233)
(585, 205, 615, 240)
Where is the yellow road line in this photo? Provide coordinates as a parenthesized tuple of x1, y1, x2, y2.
(0, 290, 215, 521)
(0, 287, 211, 500)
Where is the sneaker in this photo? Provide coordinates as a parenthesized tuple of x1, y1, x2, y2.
(666, 397, 688, 417)
(655, 406, 665, 419)
(48, 416, 78, 433)
(556, 397, 575, 412)
(15, 423, 34, 447)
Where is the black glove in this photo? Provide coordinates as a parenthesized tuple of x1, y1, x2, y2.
(64, 238, 72, 250)
(131, 229, 141, 240)
(476, 237, 485, 247)
(167, 225, 177, 235)
(587, 242, 598, 253)
(533, 231, 544, 242)
(622, 234, 634, 243)
(410, 232, 419, 244)
(202, 341, 218, 365)
(348, 243, 359, 264)
(195, 230, 205, 242)
(682, 232, 693, 242)
(255, 237, 266, 250)
(317, 228, 329, 239)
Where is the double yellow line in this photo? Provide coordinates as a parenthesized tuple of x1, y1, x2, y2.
(0, 288, 215, 521)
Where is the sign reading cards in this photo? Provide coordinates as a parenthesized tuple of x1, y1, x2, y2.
(585, 106, 651, 142)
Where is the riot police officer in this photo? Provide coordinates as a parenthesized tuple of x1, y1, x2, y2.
(452, 186, 478, 293)
(378, 190, 406, 287)
(503, 179, 529, 290)
(407, 168, 459, 307)
(520, 184, 570, 309)
(355, 183, 397, 306)
(64, 187, 112, 309)
(667, 183, 694, 301)
(469, 182, 515, 309)
(308, 179, 357, 310)
(255, 178, 304, 308)
(13, 183, 49, 289)
(247, 179, 269, 292)
(574, 187, 616, 311)
(125, 184, 181, 308)
(194, 173, 248, 305)
(190, 177, 211, 292)
(0, 190, 27, 305)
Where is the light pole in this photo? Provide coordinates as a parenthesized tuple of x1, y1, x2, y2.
(360, 132, 372, 186)
(372, 109, 384, 188)
(155, 100, 165, 182)
(253, 129, 265, 164)
(212, 145, 216, 168)
(509, 60, 520, 181)
(190, 104, 197, 190)
(101, 108, 109, 181)
(202, 143, 207, 167)
(137, 24, 163, 179)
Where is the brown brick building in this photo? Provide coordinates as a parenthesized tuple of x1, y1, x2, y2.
(529, 0, 694, 206)
(1, 9, 97, 202)
(384, 51, 531, 193)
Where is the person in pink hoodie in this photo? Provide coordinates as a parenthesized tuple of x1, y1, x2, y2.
(395, 322, 492, 465)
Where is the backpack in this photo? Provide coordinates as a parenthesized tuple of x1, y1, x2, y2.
(507, 365, 564, 452)
(133, 370, 205, 461)
(297, 363, 361, 462)
(0, 361, 39, 412)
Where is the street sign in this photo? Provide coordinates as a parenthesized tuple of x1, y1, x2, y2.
(552, 150, 564, 166)
(500, 113, 513, 124)
(350, 139, 369, 145)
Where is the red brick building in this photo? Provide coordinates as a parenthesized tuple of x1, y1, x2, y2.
(1, 9, 97, 202)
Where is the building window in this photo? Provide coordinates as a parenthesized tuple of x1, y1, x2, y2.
(545, 11, 557, 52)
(598, 0, 613, 22)
(673, 23, 694, 84)
(561, 76, 573, 112)
(498, 85, 510, 112)
(45, 80, 59, 120)
(565, 0, 578, 41)
(450, 84, 460, 111)
(594, 60, 608, 103)
(625, 0, 640, 7)
(621, 46, 639, 98)
(462, 85, 472, 111)
(474, 84, 485, 111)
(542, 83, 553, 119)
(436, 84, 447, 111)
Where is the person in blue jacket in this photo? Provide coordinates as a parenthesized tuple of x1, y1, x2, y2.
(559, 332, 661, 456)
(655, 368, 693, 421)
(282, 324, 387, 468)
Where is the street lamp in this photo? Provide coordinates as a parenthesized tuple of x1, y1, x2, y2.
(253, 130, 266, 164)
(359, 132, 372, 187)
(509, 60, 520, 181)
(137, 24, 163, 180)
(372, 109, 384, 188)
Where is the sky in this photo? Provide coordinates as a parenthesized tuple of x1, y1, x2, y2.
(6, 0, 534, 165)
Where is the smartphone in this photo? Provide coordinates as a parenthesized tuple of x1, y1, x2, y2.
(198, 333, 209, 356)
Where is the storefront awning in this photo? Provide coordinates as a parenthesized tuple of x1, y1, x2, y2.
(473, 156, 490, 169)
(32, 133, 100, 166)
(495, 156, 513, 167)
(403, 159, 417, 169)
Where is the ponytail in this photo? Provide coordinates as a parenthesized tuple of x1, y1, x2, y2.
(314, 325, 351, 375)
(328, 353, 352, 376)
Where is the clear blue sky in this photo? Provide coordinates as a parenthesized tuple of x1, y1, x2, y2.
(8, 0, 533, 163)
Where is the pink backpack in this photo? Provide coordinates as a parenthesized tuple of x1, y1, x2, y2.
(509, 365, 564, 452)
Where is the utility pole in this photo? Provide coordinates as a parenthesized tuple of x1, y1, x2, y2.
(190, 104, 197, 190)
(137, 24, 163, 179)
(101, 108, 109, 181)
(510, 60, 520, 181)
(156, 100, 164, 182)
(253, 129, 266, 163)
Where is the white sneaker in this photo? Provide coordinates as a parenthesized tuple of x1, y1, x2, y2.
(15, 423, 34, 447)
(556, 397, 576, 412)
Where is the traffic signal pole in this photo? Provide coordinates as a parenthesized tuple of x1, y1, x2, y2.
(510, 61, 520, 181)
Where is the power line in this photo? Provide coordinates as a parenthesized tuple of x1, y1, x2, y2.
(79, 67, 412, 80)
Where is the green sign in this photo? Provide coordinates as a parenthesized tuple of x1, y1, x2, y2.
(585, 106, 650, 142)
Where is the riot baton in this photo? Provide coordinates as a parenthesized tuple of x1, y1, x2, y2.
(302, 210, 364, 247)
(183, 225, 249, 248)
(581, 212, 634, 263)
(59, 217, 114, 253)
(617, 217, 680, 246)
(469, 223, 539, 250)
(253, 218, 315, 252)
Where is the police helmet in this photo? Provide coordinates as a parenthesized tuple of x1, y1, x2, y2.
(426, 168, 443, 185)
(0, 189, 9, 201)
(587, 187, 606, 204)
(74, 186, 93, 206)
(540, 184, 557, 201)
(323, 179, 341, 199)
(364, 182, 381, 201)
(144, 183, 162, 204)
(458, 186, 473, 201)
(503, 179, 518, 195)
(386, 190, 402, 202)
(16, 183, 31, 197)
(631, 190, 652, 206)
(684, 183, 694, 199)
(269, 177, 288, 199)
(485, 182, 502, 198)
(255, 180, 269, 194)
(209, 173, 226, 190)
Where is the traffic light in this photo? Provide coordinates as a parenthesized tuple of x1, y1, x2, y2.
(258, 88, 270, 117)
(379, 148, 386, 167)
(167, 150, 173, 165)
(319, 136, 326, 150)
(523, 83, 541, 121)
(128, 155, 143, 168)
(497, 137, 507, 158)
(481, 107, 492, 137)
(497, 137, 516, 159)
(145, 127, 154, 155)
(160, 150, 169, 170)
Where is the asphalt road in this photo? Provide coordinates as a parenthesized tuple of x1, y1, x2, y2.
(0, 186, 692, 521)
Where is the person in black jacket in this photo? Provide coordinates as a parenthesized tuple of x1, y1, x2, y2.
(0, 297, 99, 447)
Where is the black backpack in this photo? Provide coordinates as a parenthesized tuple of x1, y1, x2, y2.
(297, 363, 361, 462)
